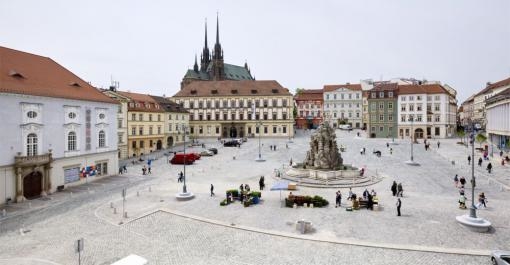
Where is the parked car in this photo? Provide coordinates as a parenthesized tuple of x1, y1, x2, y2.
(208, 148, 218, 154)
(170, 153, 195, 165)
(224, 140, 240, 147)
(339, 124, 352, 131)
(200, 150, 214, 156)
(184, 152, 201, 160)
(492, 250, 510, 265)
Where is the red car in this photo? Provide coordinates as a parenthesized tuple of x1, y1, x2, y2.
(184, 152, 201, 160)
(170, 153, 196, 165)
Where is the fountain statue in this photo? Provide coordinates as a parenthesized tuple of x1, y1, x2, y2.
(304, 122, 343, 169)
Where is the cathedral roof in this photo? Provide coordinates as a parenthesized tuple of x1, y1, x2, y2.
(184, 63, 253, 81)
(173, 80, 291, 97)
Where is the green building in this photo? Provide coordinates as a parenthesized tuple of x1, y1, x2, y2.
(367, 83, 398, 138)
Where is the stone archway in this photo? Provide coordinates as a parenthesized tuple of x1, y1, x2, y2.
(167, 136, 174, 148)
(415, 128, 424, 139)
(229, 127, 237, 138)
(23, 171, 42, 199)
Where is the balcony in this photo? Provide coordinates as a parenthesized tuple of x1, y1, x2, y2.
(15, 153, 52, 167)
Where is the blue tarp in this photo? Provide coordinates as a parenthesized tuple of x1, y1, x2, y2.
(270, 180, 290, 191)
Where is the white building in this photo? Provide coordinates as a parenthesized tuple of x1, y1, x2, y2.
(323, 83, 363, 128)
(0, 46, 118, 204)
(397, 84, 457, 139)
(486, 87, 510, 150)
(473, 77, 510, 129)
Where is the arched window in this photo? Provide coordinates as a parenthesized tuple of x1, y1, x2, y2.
(98, 130, 106, 148)
(27, 133, 38, 156)
(68, 132, 76, 151)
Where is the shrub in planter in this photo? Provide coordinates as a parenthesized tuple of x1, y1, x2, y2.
(226, 189, 239, 198)
(244, 199, 252, 207)
(220, 199, 229, 206)
(311, 195, 329, 207)
(249, 191, 262, 198)
(285, 198, 294, 208)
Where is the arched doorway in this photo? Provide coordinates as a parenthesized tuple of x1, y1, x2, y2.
(415, 128, 424, 139)
(23, 171, 42, 199)
(167, 136, 173, 148)
(156, 140, 162, 150)
(229, 127, 237, 138)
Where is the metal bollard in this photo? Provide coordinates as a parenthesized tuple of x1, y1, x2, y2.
(110, 202, 114, 208)
(113, 207, 117, 214)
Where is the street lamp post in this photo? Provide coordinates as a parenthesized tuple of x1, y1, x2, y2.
(469, 124, 477, 218)
(255, 121, 265, 162)
(175, 125, 194, 200)
(405, 115, 419, 165)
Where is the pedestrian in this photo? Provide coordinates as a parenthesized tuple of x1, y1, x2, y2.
(274, 145, 277, 151)
(367, 193, 373, 210)
(390, 148, 393, 155)
(502, 158, 506, 166)
(286, 144, 288, 149)
(487, 162, 492, 173)
(458, 194, 467, 209)
(123, 165, 127, 173)
(397, 183, 403, 197)
(363, 147, 366, 155)
(437, 141, 440, 148)
(453, 174, 459, 187)
(459, 176, 466, 187)
(500, 150, 504, 157)
(386, 142, 389, 148)
(335, 191, 340, 208)
(478, 157, 482, 167)
(289, 158, 293, 166)
(142, 165, 146, 175)
(259, 176, 264, 190)
(148, 166, 151, 174)
(363, 188, 369, 200)
(391, 181, 397, 196)
(360, 148, 364, 155)
(338, 190, 342, 207)
(468, 155, 471, 165)
(396, 198, 402, 216)
(245, 184, 250, 192)
(348, 187, 353, 201)
(210, 184, 215, 196)
(119, 167, 123, 174)
(478, 192, 487, 208)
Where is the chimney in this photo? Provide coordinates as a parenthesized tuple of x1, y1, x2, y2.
(109, 86, 116, 91)
(486, 82, 492, 87)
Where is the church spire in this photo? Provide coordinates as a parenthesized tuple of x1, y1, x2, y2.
(200, 18, 211, 72)
(215, 13, 220, 46)
(213, 13, 222, 60)
(193, 54, 199, 72)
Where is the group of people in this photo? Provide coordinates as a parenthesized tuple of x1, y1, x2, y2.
(118, 165, 127, 174)
(269, 145, 277, 151)
(390, 181, 403, 197)
(142, 165, 151, 175)
(455, 174, 488, 209)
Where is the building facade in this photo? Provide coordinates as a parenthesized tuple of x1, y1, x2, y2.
(0, 46, 118, 204)
(117, 92, 166, 158)
(486, 87, 510, 150)
(367, 83, 398, 138)
(171, 80, 294, 139)
(459, 95, 475, 128)
(102, 88, 130, 159)
(181, 16, 254, 89)
(473, 77, 510, 129)
(323, 84, 363, 128)
(397, 84, 457, 139)
(151, 96, 190, 148)
(294, 89, 323, 129)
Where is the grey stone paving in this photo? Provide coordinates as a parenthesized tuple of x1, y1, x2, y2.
(0, 129, 507, 264)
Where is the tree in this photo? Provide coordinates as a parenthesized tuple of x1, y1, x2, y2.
(457, 129, 465, 143)
(475, 133, 487, 147)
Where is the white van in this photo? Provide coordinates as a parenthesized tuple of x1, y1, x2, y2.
(339, 124, 352, 131)
(111, 254, 148, 265)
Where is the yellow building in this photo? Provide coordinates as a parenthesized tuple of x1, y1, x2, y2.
(171, 80, 294, 139)
(117, 91, 166, 158)
(102, 89, 131, 159)
(151, 96, 190, 148)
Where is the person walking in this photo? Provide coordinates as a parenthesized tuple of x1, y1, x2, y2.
(437, 141, 440, 148)
(453, 174, 459, 187)
(386, 142, 389, 148)
(123, 165, 127, 173)
(487, 162, 493, 173)
(478, 192, 487, 208)
(210, 184, 215, 196)
(391, 181, 397, 196)
(148, 166, 151, 174)
(459, 176, 466, 188)
(478, 157, 483, 167)
(396, 198, 402, 216)
(468, 155, 471, 165)
(397, 183, 403, 197)
(348, 187, 353, 201)
(335, 191, 340, 208)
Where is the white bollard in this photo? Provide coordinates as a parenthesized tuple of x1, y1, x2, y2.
(2, 209, 6, 217)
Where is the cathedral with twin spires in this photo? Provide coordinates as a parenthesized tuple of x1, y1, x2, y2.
(180, 16, 254, 89)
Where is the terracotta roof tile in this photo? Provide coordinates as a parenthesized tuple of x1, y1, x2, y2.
(397, 84, 449, 95)
(323, 84, 362, 92)
(370, 83, 399, 91)
(294, 89, 323, 101)
(173, 80, 292, 97)
(475, 77, 510, 96)
(0, 46, 116, 104)
(116, 91, 164, 112)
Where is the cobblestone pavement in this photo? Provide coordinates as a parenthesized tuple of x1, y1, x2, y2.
(0, 129, 507, 264)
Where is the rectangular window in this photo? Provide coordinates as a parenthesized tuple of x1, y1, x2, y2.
(131, 114, 136, 121)
(388, 114, 393, 121)
(427, 115, 432, 122)
(215, 100, 220, 108)
(149, 114, 152, 122)
(282, 99, 288, 107)
(401, 104, 406, 111)
(388, 92, 393, 97)
(139, 127, 143, 135)
(240, 113, 244, 120)
(263, 114, 268, 120)
(416, 115, 422, 122)
(370, 102, 376, 110)
(282, 113, 287, 120)
(223, 113, 227, 120)
(272, 113, 277, 120)
(140, 141, 144, 148)
(401, 96, 406, 101)
(417, 104, 422, 111)
(158, 114, 161, 121)
(379, 126, 384, 132)
(273, 126, 277, 133)
(283, 126, 287, 134)
(199, 114, 203, 121)
(371, 92, 376, 98)
(379, 114, 384, 121)
(131, 127, 136, 135)
(255, 100, 260, 107)
(118, 119, 122, 129)
(379, 102, 384, 110)
(256, 114, 260, 120)
(417, 96, 422, 100)
(401, 115, 406, 122)
(199, 126, 203, 134)
(189, 101, 194, 108)
(272, 99, 277, 106)
(131, 140, 137, 149)
(379, 92, 384, 98)
(231, 113, 235, 120)
(216, 126, 220, 134)
(409, 96, 414, 101)
(139, 114, 143, 121)
(427, 104, 432, 111)
(168, 114, 172, 120)
(157, 126, 161, 134)
(409, 104, 414, 111)
(149, 126, 153, 135)
(435, 127, 440, 136)
(388, 102, 393, 109)
(256, 126, 259, 134)
(435, 115, 440, 122)
(434, 104, 440, 111)
(435, 95, 440, 101)
(371, 126, 376, 132)
(263, 100, 268, 107)
(264, 126, 268, 134)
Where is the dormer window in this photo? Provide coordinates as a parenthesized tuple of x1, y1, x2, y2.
(190, 90, 197, 95)
(271, 89, 279, 94)
(231, 89, 238, 94)
(27, 111, 37, 119)
(211, 89, 218, 94)
(9, 70, 25, 79)
(251, 89, 257, 94)
(69, 82, 81, 87)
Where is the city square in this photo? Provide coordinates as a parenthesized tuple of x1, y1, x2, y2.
(0, 129, 508, 264)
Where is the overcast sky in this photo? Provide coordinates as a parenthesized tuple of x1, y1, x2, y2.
(1, 0, 509, 103)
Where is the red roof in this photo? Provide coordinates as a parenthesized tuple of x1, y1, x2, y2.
(294, 89, 323, 101)
(117, 91, 164, 112)
(397, 84, 450, 95)
(323, 83, 362, 92)
(0, 46, 116, 104)
(475, 77, 510, 96)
